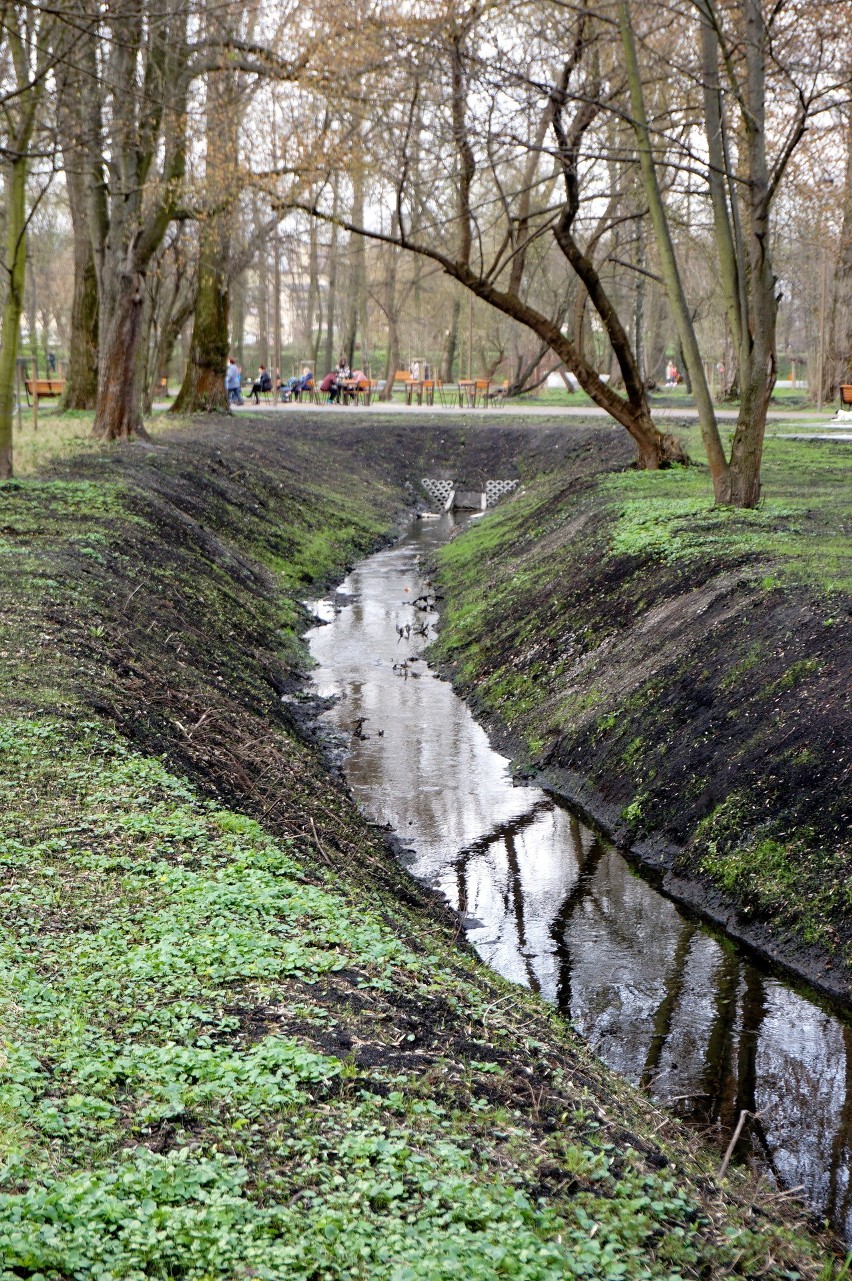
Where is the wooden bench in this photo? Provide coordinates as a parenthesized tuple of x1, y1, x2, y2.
(25, 378, 65, 403)
(840, 384, 852, 406)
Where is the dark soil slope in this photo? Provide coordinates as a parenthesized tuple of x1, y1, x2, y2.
(431, 444, 852, 1002)
(5, 416, 840, 1277)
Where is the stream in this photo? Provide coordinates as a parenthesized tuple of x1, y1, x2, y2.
(306, 513, 852, 1243)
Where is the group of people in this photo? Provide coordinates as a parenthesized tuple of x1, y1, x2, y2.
(225, 358, 314, 405)
(318, 358, 370, 403)
(225, 355, 371, 406)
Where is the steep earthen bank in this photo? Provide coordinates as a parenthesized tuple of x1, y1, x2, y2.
(6, 415, 843, 1276)
(429, 452, 852, 1003)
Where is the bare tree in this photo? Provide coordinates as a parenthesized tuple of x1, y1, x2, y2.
(619, 0, 848, 504)
(296, 3, 688, 468)
(0, 2, 57, 477)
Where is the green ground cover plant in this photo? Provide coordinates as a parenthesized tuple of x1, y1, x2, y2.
(0, 415, 844, 1277)
(0, 717, 838, 1279)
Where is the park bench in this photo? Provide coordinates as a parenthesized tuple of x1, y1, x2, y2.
(840, 384, 852, 407)
(24, 378, 65, 404)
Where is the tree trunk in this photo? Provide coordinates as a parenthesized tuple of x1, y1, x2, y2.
(28, 265, 39, 383)
(0, 152, 29, 478)
(634, 218, 646, 384)
(618, 0, 729, 494)
(63, 246, 99, 409)
(833, 101, 852, 384)
(323, 180, 340, 373)
(306, 217, 319, 360)
(379, 221, 401, 399)
(442, 294, 461, 382)
(721, 0, 776, 509)
(171, 225, 230, 414)
(62, 168, 100, 409)
(231, 274, 245, 369)
(344, 164, 366, 368)
(92, 270, 149, 440)
(256, 230, 269, 369)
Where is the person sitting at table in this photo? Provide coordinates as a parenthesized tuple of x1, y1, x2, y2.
(249, 365, 272, 404)
(319, 371, 339, 403)
(280, 368, 314, 402)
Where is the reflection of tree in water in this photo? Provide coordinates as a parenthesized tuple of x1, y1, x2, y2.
(549, 815, 608, 1018)
(827, 1024, 852, 1235)
(452, 797, 555, 994)
(639, 920, 697, 1089)
(697, 942, 743, 1129)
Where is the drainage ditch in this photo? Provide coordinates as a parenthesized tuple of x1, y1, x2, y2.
(306, 513, 852, 1243)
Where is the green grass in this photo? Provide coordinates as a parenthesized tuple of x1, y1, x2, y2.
(600, 433, 852, 593)
(0, 413, 844, 1277)
(1, 717, 820, 1280)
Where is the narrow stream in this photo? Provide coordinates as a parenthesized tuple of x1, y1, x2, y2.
(306, 514, 852, 1242)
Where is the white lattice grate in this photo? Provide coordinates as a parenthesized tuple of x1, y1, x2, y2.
(485, 479, 520, 507)
(421, 479, 455, 505)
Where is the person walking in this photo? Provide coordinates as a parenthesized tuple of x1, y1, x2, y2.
(225, 357, 243, 405)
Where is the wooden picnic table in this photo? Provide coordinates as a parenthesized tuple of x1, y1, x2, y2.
(339, 378, 374, 406)
(405, 379, 436, 407)
(457, 379, 491, 408)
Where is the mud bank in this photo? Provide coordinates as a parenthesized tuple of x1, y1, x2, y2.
(430, 448, 852, 1005)
(0, 415, 841, 1277)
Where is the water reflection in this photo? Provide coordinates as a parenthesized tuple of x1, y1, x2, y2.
(306, 515, 852, 1242)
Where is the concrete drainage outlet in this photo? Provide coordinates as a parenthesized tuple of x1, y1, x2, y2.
(421, 477, 519, 511)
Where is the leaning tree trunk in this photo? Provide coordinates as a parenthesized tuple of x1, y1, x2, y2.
(171, 228, 230, 414)
(618, 0, 729, 495)
(92, 270, 148, 440)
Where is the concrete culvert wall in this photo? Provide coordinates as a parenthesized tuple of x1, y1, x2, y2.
(422, 477, 520, 511)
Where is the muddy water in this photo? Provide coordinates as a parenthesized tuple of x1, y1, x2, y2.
(306, 514, 852, 1241)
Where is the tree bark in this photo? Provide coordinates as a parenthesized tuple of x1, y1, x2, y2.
(442, 294, 462, 382)
(833, 102, 852, 385)
(344, 158, 366, 368)
(720, 0, 777, 508)
(618, 0, 729, 493)
(0, 1, 47, 478)
(92, 269, 149, 440)
(62, 239, 99, 409)
(323, 181, 340, 373)
(0, 152, 28, 478)
(171, 230, 230, 414)
(58, 62, 100, 410)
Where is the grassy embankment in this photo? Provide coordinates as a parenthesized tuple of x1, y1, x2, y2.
(432, 426, 852, 992)
(0, 415, 843, 1277)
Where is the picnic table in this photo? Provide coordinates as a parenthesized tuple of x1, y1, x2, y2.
(339, 378, 375, 406)
(405, 379, 436, 407)
(456, 379, 490, 408)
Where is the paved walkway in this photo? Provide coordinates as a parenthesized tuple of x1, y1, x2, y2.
(161, 398, 839, 425)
